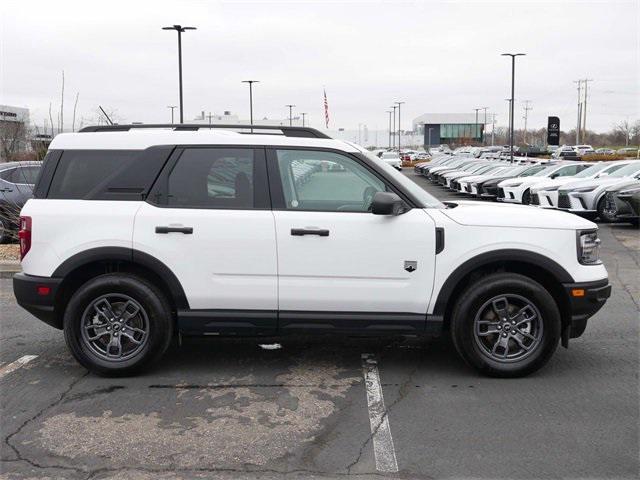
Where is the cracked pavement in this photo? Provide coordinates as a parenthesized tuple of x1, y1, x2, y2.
(1, 173, 638, 479)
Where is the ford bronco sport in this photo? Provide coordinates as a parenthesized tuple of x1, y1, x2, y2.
(13, 124, 611, 377)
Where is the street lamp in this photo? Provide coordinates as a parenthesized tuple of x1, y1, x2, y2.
(482, 107, 488, 145)
(501, 53, 526, 163)
(301, 112, 307, 127)
(386, 111, 392, 148)
(390, 105, 397, 149)
(395, 101, 405, 152)
(285, 105, 296, 126)
(241, 80, 259, 131)
(167, 105, 177, 124)
(162, 25, 197, 124)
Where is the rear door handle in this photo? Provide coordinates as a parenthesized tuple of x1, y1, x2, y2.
(291, 228, 330, 237)
(155, 226, 193, 234)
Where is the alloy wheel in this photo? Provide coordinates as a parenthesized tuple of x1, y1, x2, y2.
(80, 294, 149, 362)
(473, 294, 543, 363)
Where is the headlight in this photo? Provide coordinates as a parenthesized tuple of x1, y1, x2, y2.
(540, 186, 560, 192)
(571, 186, 597, 193)
(508, 182, 523, 187)
(577, 230, 601, 265)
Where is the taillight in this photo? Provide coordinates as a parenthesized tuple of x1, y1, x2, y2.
(18, 216, 31, 260)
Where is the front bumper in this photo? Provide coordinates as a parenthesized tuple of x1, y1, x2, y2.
(562, 278, 611, 339)
(13, 273, 63, 329)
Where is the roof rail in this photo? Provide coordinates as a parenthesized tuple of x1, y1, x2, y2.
(78, 124, 332, 139)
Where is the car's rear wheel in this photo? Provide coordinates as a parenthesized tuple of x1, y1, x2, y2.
(64, 273, 173, 376)
(450, 272, 561, 377)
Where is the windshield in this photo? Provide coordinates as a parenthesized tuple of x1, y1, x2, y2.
(532, 165, 562, 177)
(572, 162, 608, 178)
(359, 150, 444, 208)
(521, 165, 547, 176)
(610, 162, 640, 178)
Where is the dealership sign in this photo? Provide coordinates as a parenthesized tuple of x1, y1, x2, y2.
(547, 116, 560, 145)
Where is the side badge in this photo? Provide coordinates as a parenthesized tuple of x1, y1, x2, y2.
(404, 261, 417, 273)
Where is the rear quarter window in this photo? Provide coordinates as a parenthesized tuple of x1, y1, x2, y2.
(47, 150, 139, 199)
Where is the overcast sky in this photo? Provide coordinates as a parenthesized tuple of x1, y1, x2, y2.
(1, 0, 638, 133)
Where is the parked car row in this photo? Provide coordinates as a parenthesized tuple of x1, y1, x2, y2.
(413, 153, 640, 225)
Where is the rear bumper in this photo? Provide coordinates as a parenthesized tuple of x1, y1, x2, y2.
(13, 273, 62, 329)
(562, 278, 611, 338)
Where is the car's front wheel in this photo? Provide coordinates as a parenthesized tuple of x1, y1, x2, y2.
(597, 196, 617, 222)
(450, 272, 561, 377)
(64, 273, 173, 376)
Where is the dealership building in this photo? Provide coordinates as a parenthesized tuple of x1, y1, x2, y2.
(412, 113, 494, 147)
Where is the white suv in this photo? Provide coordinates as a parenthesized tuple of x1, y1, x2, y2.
(13, 125, 611, 377)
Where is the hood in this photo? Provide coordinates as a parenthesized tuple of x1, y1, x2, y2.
(531, 177, 568, 192)
(498, 176, 547, 187)
(460, 173, 502, 183)
(558, 177, 625, 191)
(442, 201, 596, 230)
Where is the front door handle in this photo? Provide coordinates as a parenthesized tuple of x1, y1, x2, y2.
(291, 228, 330, 237)
(155, 226, 193, 234)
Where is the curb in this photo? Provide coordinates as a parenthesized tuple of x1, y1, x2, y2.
(0, 269, 19, 279)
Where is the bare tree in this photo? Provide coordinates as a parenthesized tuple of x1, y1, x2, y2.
(614, 120, 633, 146)
(72, 92, 80, 132)
(59, 70, 65, 133)
(0, 121, 28, 162)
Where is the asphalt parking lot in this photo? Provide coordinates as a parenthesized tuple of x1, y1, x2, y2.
(1, 170, 638, 480)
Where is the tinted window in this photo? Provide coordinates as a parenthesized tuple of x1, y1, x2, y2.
(48, 150, 138, 199)
(167, 148, 255, 209)
(10, 166, 40, 184)
(276, 150, 386, 212)
(555, 164, 588, 177)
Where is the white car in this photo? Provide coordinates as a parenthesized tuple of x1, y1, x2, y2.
(13, 123, 610, 378)
(556, 161, 640, 219)
(532, 161, 634, 208)
(379, 151, 402, 170)
(574, 145, 595, 156)
(497, 162, 592, 204)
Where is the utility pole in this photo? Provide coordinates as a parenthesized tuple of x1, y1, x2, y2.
(167, 105, 177, 124)
(207, 112, 213, 126)
(522, 100, 533, 144)
(285, 104, 295, 126)
(395, 101, 405, 152)
(301, 112, 307, 127)
(574, 79, 582, 144)
(582, 79, 593, 142)
(491, 113, 496, 146)
(386, 111, 392, 148)
(390, 105, 397, 149)
(162, 25, 197, 123)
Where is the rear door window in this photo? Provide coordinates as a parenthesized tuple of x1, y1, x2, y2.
(165, 148, 265, 209)
(48, 150, 138, 199)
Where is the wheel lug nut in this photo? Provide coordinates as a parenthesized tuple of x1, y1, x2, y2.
(502, 333, 507, 337)
(497, 325, 502, 330)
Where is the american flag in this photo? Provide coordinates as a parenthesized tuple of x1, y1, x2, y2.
(323, 89, 329, 129)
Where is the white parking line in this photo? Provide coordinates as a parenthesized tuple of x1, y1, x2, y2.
(361, 353, 398, 473)
(0, 355, 38, 379)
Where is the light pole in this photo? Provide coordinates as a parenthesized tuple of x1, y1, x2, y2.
(390, 105, 397, 149)
(162, 25, 197, 123)
(482, 106, 488, 144)
(473, 108, 482, 145)
(505, 98, 512, 149)
(501, 52, 525, 163)
(241, 80, 259, 131)
(395, 101, 405, 152)
(286, 104, 295, 126)
(301, 112, 307, 127)
(386, 111, 392, 148)
(167, 105, 177, 124)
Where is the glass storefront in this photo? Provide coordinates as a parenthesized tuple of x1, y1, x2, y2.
(440, 124, 482, 140)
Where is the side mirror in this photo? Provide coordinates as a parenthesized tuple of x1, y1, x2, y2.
(550, 173, 559, 179)
(371, 192, 405, 215)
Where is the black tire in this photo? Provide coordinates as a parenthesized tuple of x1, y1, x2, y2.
(63, 273, 173, 376)
(450, 272, 561, 378)
(0, 219, 6, 244)
(521, 189, 531, 205)
(597, 196, 616, 223)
